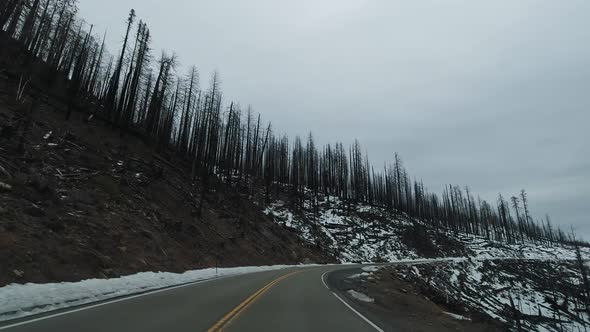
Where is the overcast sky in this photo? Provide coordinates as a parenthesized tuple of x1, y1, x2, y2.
(78, 0, 590, 239)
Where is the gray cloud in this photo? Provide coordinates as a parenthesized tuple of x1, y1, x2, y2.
(79, 0, 590, 238)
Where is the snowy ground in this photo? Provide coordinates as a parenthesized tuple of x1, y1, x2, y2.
(0, 264, 312, 322)
(263, 196, 590, 263)
(458, 235, 590, 261)
(393, 259, 589, 332)
(263, 197, 419, 263)
(263, 195, 590, 331)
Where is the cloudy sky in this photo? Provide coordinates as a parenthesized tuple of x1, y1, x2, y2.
(78, 0, 590, 238)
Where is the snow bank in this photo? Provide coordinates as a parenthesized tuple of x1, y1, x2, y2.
(0, 264, 312, 322)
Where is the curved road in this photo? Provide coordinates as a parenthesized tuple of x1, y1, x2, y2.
(0, 265, 387, 332)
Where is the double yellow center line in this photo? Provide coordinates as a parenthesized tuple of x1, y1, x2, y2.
(207, 270, 302, 332)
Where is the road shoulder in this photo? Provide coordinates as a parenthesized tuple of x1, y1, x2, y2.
(326, 265, 502, 332)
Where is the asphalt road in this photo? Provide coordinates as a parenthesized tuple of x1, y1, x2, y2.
(0, 265, 386, 332)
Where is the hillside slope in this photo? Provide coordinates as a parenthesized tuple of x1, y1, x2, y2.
(0, 71, 332, 287)
(1, 62, 586, 287)
(262, 195, 590, 263)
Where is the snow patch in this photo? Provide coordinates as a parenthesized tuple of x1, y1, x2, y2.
(347, 290, 375, 303)
(362, 266, 381, 272)
(263, 196, 419, 263)
(263, 197, 590, 265)
(347, 272, 370, 279)
(443, 312, 471, 321)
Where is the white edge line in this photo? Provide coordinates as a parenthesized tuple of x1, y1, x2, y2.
(0, 274, 237, 330)
(332, 292, 384, 332)
(321, 270, 383, 332)
(321, 271, 331, 290)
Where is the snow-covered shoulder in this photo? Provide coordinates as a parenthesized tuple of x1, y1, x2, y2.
(0, 264, 315, 322)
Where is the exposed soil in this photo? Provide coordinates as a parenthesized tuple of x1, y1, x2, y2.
(0, 65, 334, 286)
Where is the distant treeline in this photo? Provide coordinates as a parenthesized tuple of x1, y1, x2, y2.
(0, 1, 583, 246)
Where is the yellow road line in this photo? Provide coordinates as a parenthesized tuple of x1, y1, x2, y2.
(207, 270, 301, 332)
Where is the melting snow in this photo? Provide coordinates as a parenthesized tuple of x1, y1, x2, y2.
(347, 290, 375, 303)
(263, 196, 590, 264)
(263, 196, 419, 263)
(347, 272, 370, 279)
(443, 312, 471, 321)
(362, 266, 382, 272)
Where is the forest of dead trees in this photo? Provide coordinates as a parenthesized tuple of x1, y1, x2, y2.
(0, 1, 585, 247)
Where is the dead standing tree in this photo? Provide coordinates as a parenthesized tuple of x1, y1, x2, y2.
(0, 2, 583, 248)
(104, 9, 135, 122)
